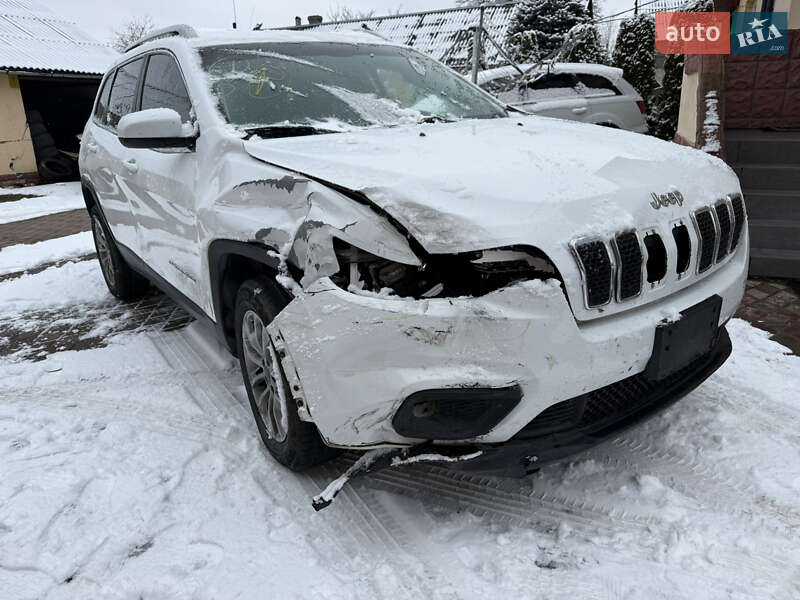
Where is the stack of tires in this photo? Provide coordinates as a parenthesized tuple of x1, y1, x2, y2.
(27, 110, 74, 180)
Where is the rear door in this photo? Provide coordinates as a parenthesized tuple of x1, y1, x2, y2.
(124, 52, 201, 304)
(576, 73, 641, 130)
(518, 73, 588, 122)
(86, 57, 146, 252)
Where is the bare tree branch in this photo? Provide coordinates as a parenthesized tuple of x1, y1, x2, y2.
(111, 15, 155, 52)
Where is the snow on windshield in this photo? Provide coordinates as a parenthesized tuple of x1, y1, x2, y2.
(314, 84, 424, 126)
(199, 42, 505, 133)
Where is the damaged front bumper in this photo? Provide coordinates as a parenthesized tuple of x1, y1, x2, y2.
(268, 242, 746, 450)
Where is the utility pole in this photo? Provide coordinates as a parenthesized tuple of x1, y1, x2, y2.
(588, 0, 594, 20)
(634, 0, 638, 16)
(470, 5, 484, 84)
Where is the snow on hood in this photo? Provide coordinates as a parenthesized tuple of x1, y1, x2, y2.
(243, 116, 740, 254)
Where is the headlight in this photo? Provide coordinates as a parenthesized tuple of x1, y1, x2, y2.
(330, 239, 559, 299)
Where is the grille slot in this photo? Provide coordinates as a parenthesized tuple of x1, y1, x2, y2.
(672, 224, 691, 274)
(573, 240, 613, 308)
(613, 232, 643, 300)
(714, 202, 732, 262)
(730, 194, 745, 251)
(643, 232, 667, 283)
(694, 209, 716, 272)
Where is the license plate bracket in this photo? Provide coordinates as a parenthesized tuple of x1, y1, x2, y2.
(645, 295, 722, 381)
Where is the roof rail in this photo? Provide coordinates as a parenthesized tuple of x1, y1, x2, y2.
(125, 24, 198, 53)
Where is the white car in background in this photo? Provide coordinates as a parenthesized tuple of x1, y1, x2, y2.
(477, 63, 648, 133)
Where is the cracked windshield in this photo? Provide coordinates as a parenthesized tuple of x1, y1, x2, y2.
(200, 43, 506, 134)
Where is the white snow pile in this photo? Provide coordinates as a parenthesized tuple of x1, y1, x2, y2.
(0, 182, 84, 224)
(701, 90, 721, 154)
(0, 219, 799, 598)
(0, 231, 94, 276)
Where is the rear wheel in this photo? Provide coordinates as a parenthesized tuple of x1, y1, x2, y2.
(235, 276, 337, 470)
(90, 208, 148, 300)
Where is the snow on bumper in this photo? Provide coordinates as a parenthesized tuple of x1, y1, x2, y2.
(269, 242, 747, 448)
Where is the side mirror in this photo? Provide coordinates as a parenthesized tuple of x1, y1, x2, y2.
(118, 108, 196, 149)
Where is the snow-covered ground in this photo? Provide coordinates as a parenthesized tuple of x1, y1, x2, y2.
(1, 203, 799, 599)
(0, 182, 84, 224)
(0, 232, 94, 276)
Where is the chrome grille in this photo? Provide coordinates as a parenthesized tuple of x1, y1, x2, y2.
(572, 240, 613, 308)
(571, 195, 746, 311)
(694, 209, 716, 273)
(730, 194, 746, 252)
(714, 202, 732, 262)
(612, 232, 643, 301)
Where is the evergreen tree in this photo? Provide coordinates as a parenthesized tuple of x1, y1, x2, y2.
(612, 14, 656, 102)
(647, 54, 683, 140)
(505, 0, 590, 62)
(556, 23, 608, 64)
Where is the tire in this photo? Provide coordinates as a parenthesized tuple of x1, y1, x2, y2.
(235, 276, 337, 471)
(90, 207, 149, 300)
(39, 156, 73, 179)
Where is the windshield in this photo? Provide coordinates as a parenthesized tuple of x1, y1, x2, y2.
(199, 42, 506, 134)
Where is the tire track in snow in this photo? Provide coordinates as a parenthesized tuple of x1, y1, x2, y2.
(300, 461, 442, 599)
(354, 461, 795, 594)
(609, 433, 800, 530)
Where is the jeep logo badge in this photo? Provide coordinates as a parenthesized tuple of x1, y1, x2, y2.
(650, 191, 684, 209)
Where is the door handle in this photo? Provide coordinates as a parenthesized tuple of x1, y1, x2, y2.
(123, 158, 138, 174)
(572, 107, 587, 115)
(86, 142, 98, 153)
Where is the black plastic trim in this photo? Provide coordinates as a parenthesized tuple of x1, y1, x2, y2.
(392, 385, 523, 440)
(445, 326, 732, 477)
(208, 239, 283, 351)
(116, 241, 215, 329)
(119, 136, 196, 149)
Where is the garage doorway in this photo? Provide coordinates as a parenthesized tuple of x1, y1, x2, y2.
(18, 75, 99, 182)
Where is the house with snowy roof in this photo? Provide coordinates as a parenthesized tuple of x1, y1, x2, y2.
(0, 0, 117, 184)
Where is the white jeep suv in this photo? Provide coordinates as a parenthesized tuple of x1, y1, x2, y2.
(80, 26, 748, 485)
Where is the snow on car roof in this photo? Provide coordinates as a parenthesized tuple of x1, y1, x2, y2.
(476, 62, 624, 86)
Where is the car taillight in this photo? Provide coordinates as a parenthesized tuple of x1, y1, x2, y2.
(636, 100, 647, 115)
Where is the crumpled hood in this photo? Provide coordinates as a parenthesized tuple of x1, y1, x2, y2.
(243, 116, 740, 254)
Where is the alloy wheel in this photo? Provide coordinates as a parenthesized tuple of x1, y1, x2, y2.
(241, 310, 289, 442)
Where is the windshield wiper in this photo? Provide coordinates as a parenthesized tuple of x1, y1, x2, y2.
(243, 125, 336, 140)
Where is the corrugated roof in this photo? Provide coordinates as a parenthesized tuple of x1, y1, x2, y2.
(289, 3, 518, 71)
(0, 0, 117, 75)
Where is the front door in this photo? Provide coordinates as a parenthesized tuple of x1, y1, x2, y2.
(123, 52, 202, 304)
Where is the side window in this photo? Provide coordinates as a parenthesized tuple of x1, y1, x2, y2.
(526, 73, 578, 91)
(576, 74, 620, 97)
(141, 54, 192, 122)
(522, 72, 580, 101)
(107, 57, 145, 129)
(94, 74, 113, 123)
(481, 75, 516, 95)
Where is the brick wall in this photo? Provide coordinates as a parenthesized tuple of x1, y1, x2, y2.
(724, 29, 800, 128)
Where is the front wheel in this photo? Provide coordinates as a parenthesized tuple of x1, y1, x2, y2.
(235, 276, 337, 470)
